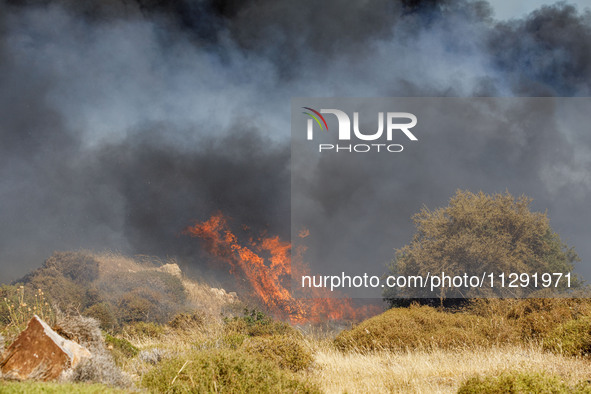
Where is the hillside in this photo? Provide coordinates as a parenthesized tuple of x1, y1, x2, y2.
(3, 253, 591, 393)
(2, 251, 238, 334)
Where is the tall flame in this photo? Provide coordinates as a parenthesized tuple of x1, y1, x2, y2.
(185, 213, 379, 323)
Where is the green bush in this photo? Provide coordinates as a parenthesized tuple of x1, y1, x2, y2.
(222, 332, 247, 349)
(224, 308, 296, 337)
(105, 334, 139, 359)
(141, 349, 320, 393)
(457, 371, 591, 393)
(84, 302, 119, 332)
(334, 304, 510, 351)
(122, 321, 165, 339)
(242, 335, 314, 372)
(543, 317, 591, 357)
(0, 381, 127, 393)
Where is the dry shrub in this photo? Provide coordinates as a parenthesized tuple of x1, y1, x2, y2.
(458, 371, 591, 394)
(242, 335, 314, 372)
(336, 299, 591, 353)
(54, 313, 130, 388)
(183, 280, 239, 317)
(99, 270, 186, 305)
(9, 251, 235, 334)
(336, 300, 591, 352)
(20, 251, 192, 328)
(69, 352, 130, 388)
(96, 270, 188, 325)
(168, 312, 204, 331)
(54, 312, 104, 348)
(0, 285, 55, 341)
(543, 317, 591, 357)
(138, 348, 169, 365)
(334, 304, 509, 352)
(90, 251, 146, 275)
(116, 288, 170, 324)
(469, 298, 591, 340)
(40, 252, 100, 285)
(141, 349, 320, 393)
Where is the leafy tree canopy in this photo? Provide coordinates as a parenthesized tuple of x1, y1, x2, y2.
(386, 190, 581, 301)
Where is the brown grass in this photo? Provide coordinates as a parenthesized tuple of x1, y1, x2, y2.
(117, 303, 591, 393)
(7, 253, 591, 393)
(468, 298, 591, 340)
(311, 344, 591, 394)
(334, 304, 517, 351)
(88, 251, 153, 277)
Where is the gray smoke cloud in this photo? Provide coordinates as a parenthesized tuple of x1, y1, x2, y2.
(0, 0, 590, 284)
(291, 98, 591, 297)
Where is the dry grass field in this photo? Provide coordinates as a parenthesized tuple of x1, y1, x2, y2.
(3, 252, 591, 393)
(310, 345, 591, 393)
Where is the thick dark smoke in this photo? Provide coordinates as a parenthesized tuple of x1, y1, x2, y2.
(489, 4, 591, 96)
(0, 0, 590, 282)
(291, 98, 591, 298)
(97, 127, 290, 258)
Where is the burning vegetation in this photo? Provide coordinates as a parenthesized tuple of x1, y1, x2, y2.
(185, 212, 379, 324)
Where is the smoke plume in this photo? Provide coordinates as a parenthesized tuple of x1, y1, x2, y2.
(1, 0, 590, 284)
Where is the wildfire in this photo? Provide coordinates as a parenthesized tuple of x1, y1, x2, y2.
(184, 213, 379, 323)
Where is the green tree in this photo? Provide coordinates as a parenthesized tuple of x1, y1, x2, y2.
(385, 190, 581, 302)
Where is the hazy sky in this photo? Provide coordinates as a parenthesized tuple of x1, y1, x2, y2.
(492, 0, 591, 19)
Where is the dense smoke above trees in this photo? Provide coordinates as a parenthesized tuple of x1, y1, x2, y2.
(0, 0, 590, 282)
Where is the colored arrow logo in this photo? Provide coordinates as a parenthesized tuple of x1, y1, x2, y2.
(302, 107, 328, 131)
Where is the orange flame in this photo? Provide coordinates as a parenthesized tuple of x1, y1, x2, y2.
(185, 213, 379, 323)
